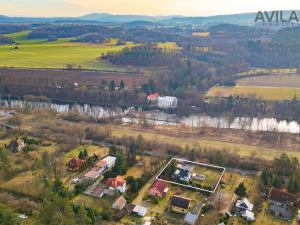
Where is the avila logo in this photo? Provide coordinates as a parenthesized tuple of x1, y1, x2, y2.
(255, 11, 300, 24)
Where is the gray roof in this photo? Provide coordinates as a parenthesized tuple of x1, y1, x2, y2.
(184, 212, 198, 225)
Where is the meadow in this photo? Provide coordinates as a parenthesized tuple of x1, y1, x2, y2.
(206, 86, 300, 101)
(237, 74, 300, 88)
(109, 125, 300, 161)
(1, 30, 134, 71)
(156, 42, 181, 52)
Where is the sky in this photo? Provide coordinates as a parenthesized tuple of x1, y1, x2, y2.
(1, 0, 300, 17)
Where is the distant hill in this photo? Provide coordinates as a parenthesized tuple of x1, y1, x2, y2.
(0, 11, 296, 26)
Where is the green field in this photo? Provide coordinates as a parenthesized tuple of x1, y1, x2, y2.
(1, 31, 134, 71)
(206, 86, 300, 101)
(192, 165, 223, 189)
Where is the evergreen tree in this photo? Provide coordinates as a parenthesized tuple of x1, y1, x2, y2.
(261, 169, 269, 186)
(190, 149, 196, 161)
(234, 182, 246, 197)
(78, 207, 92, 225)
(0, 203, 19, 225)
(109, 80, 115, 91)
(78, 151, 85, 160)
(288, 177, 299, 193)
(83, 148, 88, 158)
(37, 193, 76, 225)
(120, 80, 125, 89)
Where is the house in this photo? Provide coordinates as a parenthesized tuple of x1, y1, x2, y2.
(235, 198, 255, 221)
(95, 156, 116, 173)
(174, 164, 194, 182)
(132, 205, 148, 217)
(241, 210, 255, 221)
(89, 185, 106, 198)
(84, 169, 100, 180)
(170, 195, 191, 214)
(114, 209, 125, 221)
(124, 203, 136, 214)
(147, 93, 160, 102)
(158, 96, 178, 109)
(7, 139, 25, 153)
(184, 203, 203, 225)
(268, 188, 297, 220)
(148, 180, 168, 198)
(107, 176, 127, 193)
(112, 196, 127, 210)
(67, 158, 85, 172)
(235, 198, 254, 212)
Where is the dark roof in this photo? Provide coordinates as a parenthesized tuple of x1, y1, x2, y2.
(170, 195, 191, 209)
(91, 185, 105, 196)
(269, 188, 297, 204)
(149, 180, 167, 194)
(124, 203, 135, 213)
(114, 209, 125, 221)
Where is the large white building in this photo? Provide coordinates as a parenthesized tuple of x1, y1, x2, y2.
(157, 96, 178, 109)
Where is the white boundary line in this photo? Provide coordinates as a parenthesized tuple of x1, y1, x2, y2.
(155, 157, 226, 193)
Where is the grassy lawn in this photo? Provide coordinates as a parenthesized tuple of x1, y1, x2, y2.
(242, 175, 260, 202)
(206, 86, 300, 101)
(63, 145, 109, 163)
(109, 125, 300, 161)
(0, 171, 44, 198)
(72, 194, 114, 212)
(192, 166, 224, 189)
(125, 156, 153, 179)
(0, 31, 134, 71)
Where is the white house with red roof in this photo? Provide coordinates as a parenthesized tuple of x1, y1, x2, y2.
(148, 180, 168, 198)
(147, 93, 160, 102)
(107, 176, 127, 193)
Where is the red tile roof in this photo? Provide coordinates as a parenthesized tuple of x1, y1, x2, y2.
(107, 176, 126, 188)
(147, 93, 160, 101)
(269, 188, 297, 204)
(67, 158, 85, 170)
(149, 180, 167, 194)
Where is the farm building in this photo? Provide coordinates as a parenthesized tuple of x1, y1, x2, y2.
(169, 195, 191, 214)
(157, 96, 178, 109)
(148, 180, 168, 198)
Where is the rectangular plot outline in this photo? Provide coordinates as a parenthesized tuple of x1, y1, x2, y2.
(156, 157, 226, 193)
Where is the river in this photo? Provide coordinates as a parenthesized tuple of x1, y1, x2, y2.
(1, 99, 300, 134)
